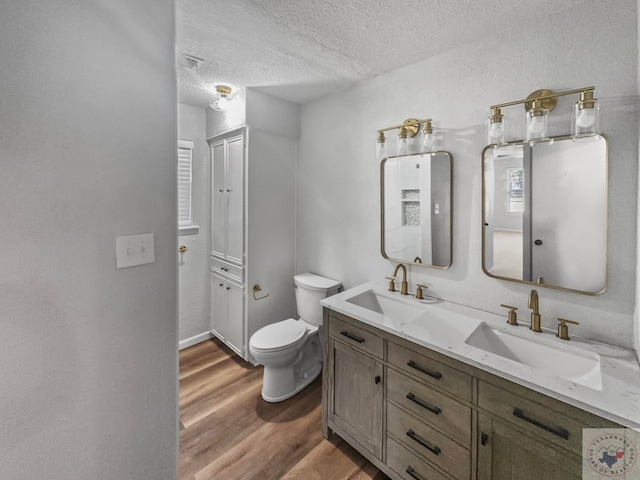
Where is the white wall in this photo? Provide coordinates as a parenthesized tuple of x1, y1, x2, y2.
(178, 104, 211, 347)
(0, 2, 177, 478)
(298, 0, 639, 349)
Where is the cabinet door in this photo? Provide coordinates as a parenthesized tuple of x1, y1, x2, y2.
(224, 280, 245, 358)
(210, 276, 245, 358)
(211, 141, 227, 259)
(225, 135, 244, 265)
(210, 275, 228, 340)
(477, 413, 581, 480)
(330, 339, 383, 459)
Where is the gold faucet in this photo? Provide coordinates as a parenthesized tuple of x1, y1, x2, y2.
(528, 289, 542, 332)
(392, 264, 409, 295)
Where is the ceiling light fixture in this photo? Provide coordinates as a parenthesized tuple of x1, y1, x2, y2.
(210, 85, 236, 112)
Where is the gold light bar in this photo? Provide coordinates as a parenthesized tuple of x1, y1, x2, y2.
(377, 117, 432, 136)
(491, 86, 595, 110)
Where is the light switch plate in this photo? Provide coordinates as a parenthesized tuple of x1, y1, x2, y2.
(116, 233, 155, 269)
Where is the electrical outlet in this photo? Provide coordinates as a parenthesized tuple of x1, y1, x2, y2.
(116, 233, 155, 269)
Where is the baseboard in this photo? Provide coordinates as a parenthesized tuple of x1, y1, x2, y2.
(179, 331, 213, 350)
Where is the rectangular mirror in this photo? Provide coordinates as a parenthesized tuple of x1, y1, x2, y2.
(381, 152, 452, 269)
(482, 135, 607, 294)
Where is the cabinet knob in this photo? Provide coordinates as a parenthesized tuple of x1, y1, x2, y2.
(374, 375, 381, 385)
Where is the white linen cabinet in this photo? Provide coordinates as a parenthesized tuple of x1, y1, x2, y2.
(209, 126, 296, 362)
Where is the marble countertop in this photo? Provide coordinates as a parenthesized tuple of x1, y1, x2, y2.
(321, 281, 640, 429)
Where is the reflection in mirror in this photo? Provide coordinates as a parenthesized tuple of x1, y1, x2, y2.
(482, 136, 607, 294)
(381, 152, 452, 269)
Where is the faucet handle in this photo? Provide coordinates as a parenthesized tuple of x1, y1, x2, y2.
(415, 283, 430, 300)
(500, 304, 518, 326)
(385, 276, 396, 292)
(556, 318, 579, 340)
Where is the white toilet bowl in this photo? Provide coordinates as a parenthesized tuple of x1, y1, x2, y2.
(250, 318, 321, 402)
(249, 273, 341, 402)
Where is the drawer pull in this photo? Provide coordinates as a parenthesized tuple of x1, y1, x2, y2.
(340, 330, 365, 343)
(406, 393, 441, 415)
(406, 429, 441, 456)
(405, 466, 425, 480)
(512, 408, 569, 440)
(407, 360, 442, 380)
(481, 433, 489, 446)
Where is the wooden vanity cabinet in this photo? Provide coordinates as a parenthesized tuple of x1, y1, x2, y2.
(322, 308, 624, 480)
(475, 375, 620, 480)
(324, 313, 384, 459)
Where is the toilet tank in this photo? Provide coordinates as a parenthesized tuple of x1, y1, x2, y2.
(294, 273, 341, 326)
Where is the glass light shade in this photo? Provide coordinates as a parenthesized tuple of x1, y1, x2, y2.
(376, 139, 387, 160)
(422, 128, 437, 151)
(486, 118, 505, 145)
(397, 135, 409, 155)
(487, 108, 505, 145)
(573, 101, 600, 138)
(526, 109, 549, 143)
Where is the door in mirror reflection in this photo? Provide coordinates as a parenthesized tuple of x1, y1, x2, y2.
(381, 152, 452, 269)
(482, 136, 607, 294)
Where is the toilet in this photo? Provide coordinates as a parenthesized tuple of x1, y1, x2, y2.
(249, 272, 341, 402)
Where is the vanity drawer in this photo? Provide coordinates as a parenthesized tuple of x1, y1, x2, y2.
(386, 436, 449, 480)
(328, 316, 384, 359)
(211, 257, 243, 282)
(478, 380, 586, 454)
(387, 368, 471, 447)
(387, 402, 471, 480)
(388, 342, 472, 402)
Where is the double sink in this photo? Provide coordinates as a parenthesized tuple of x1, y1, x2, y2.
(343, 287, 603, 391)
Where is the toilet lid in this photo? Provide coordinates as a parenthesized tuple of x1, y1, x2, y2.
(250, 318, 308, 352)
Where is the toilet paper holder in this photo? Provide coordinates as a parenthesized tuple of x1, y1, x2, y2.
(252, 284, 269, 301)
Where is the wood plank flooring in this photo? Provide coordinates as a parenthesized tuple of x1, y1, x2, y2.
(179, 338, 390, 480)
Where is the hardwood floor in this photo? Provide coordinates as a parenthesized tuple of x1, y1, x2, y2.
(179, 338, 390, 480)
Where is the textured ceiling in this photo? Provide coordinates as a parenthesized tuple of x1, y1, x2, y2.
(177, 0, 590, 107)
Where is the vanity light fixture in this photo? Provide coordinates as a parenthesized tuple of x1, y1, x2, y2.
(487, 107, 505, 145)
(573, 90, 600, 137)
(422, 120, 435, 150)
(210, 84, 236, 112)
(376, 118, 435, 158)
(376, 130, 387, 160)
(487, 86, 598, 145)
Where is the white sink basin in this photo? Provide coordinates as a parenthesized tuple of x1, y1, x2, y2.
(345, 289, 426, 323)
(465, 323, 603, 390)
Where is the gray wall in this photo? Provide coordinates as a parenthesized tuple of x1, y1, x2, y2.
(297, 0, 638, 349)
(0, 2, 177, 478)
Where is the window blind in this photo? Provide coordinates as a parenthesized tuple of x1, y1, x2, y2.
(178, 140, 194, 228)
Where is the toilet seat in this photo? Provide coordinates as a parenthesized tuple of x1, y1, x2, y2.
(250, 318, 309, 353)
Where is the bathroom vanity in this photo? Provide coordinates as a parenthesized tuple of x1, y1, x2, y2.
(321, 284, 640, 480)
